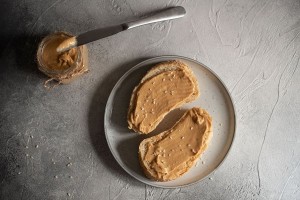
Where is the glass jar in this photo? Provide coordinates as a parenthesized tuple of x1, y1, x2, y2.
(37, 32, 88, 88)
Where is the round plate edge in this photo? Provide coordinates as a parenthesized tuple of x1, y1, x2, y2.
(104, 55, 237, 188)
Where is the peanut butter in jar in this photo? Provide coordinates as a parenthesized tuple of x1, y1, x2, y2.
(37, 32, 88, 88)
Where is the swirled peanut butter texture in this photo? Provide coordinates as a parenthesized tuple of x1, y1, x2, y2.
(128, 61, 199, 134)
(139, 108, 213, 181)
(41, 34, 78, 71)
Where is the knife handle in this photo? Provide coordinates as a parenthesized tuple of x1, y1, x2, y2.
(124, 6, 186, 30)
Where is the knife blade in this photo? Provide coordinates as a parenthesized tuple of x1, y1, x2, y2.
(56, 6, 186, 53)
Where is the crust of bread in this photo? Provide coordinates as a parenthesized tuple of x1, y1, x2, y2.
(138, 107, 213, 181)
(128, 60, 199, 134)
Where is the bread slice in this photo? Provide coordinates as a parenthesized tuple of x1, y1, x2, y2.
(138, 107, 212, 181)
(128, 60, 199, 134)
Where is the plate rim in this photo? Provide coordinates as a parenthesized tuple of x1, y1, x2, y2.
(104, 55, 236, 188)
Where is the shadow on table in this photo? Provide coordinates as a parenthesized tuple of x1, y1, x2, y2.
(88, 58, 148, 187)
(0, 33, 50, 95)
(0, 33, 49, 199)
(15, 34, 45, 74)
(2, 33, 48, 77)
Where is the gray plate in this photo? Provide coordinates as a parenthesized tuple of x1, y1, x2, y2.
(104, 56, 236, 188)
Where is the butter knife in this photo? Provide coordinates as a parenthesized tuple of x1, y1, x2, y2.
(56, 6, 186, 52)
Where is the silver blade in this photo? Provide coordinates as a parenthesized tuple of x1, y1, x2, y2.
(76, 24, 125, 46)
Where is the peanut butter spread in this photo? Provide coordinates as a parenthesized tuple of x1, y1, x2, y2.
(129, 70, 195, 134)
(139, 108, 212, 181)
(41, 34, 78, 71)
(56, 36, 77, 53)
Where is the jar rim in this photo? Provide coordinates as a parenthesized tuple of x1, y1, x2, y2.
(37, 32, 82, 76)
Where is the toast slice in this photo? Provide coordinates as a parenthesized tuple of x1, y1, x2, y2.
(138, 107, 212, 181)
(128, 60, 199, 134)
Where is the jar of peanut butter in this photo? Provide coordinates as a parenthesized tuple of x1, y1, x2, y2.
(37, 32, 88, 88)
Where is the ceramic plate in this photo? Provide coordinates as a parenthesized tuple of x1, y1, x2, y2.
(104, 56, 236, 188)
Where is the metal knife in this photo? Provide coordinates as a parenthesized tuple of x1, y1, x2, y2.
(56, 6, 186, 53)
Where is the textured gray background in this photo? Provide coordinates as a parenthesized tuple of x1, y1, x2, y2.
(1, 0, 300, 199)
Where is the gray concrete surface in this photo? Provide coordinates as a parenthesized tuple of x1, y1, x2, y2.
(1, 0, 300, 199)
